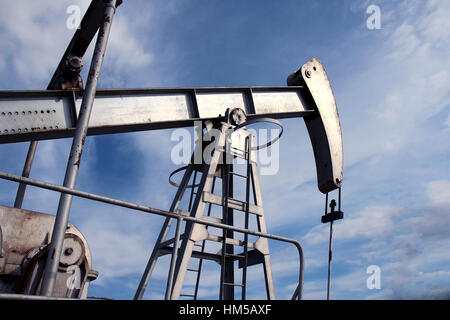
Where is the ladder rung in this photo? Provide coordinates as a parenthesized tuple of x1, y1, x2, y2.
(180, 294, 195, 297)
(223, 282, 245, 287)
(229, 171, 248, 179)
(187, 268, 199, 272)
(194, 243, 203, 247)
(224, 253, 244, 259)
(202, 192, 263, 216)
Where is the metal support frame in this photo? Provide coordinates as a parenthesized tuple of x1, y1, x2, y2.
(166, 216, 183, 300)
(241, 135, 251, 300)
(219, 158, 235, 300)
(39, 0, 118, 296)
(133, 120, 278, 300)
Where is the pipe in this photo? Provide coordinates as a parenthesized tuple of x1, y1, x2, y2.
(14, 141, 38, 208)
(39, 0, 118, 297)
(165, 217, 183, 300)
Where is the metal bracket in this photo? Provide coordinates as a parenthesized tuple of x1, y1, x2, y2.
(254, 237, 270, 255)
(321, 189, 344, 224)
(238, 250, 264, 268)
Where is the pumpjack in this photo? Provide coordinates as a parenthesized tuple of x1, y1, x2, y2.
(0, 0, 343, 300)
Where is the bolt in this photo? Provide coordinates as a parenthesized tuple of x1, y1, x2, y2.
(64, 248, 73, 256)
(305, 70, 312, 78)
(64, 56, 83, 75)
(329, 199, 337, 212)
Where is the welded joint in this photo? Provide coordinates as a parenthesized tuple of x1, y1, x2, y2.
(190, 224, 209, 242)
(254, 237, 270, 255)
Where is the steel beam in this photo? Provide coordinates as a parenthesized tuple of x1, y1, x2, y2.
(0, 86, 313, 143)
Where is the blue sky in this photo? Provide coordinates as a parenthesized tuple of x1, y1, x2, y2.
(0, 0, 449, 300)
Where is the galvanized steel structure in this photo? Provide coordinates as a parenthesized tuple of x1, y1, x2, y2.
(0, 0, 343, 300)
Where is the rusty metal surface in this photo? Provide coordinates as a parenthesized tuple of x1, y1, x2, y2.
(0, 205, 93, 276)
(0, 205, 96, 298)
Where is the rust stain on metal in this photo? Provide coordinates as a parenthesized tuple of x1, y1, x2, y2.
(74, 135, 86, 166)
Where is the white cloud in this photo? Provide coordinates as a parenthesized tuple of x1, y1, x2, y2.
(340, 0, 450, 169)
(302, 205, 401, 245)
(0, 1, 74, 86)
(0, 0, 154, 88)
(312, 178, 450, 299)
(418, 0, 450, 44)
(0, 56, 5, 73)
(426, 180, 450, 204)
(107, 16, 154, 70)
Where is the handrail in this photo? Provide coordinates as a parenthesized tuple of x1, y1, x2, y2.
(0, 170, 304, 300)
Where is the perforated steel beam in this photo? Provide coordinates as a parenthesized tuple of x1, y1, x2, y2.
(1, 59, 343, 193)
(0, 86, 313, 142)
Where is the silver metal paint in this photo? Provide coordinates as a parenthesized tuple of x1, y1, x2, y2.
(288, 58, 344, 193)
(0, 87, 313, 144)
(39, 0, 118, 296)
